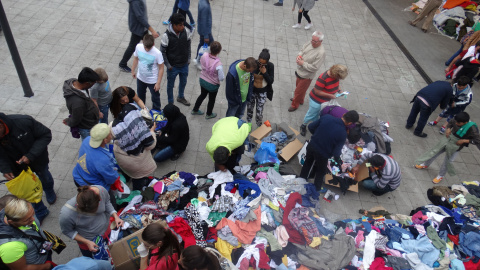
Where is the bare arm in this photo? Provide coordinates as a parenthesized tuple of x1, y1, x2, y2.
(133, 93, 146, 109)
(6, 256, 51, 270)
(132, 56, 139, 79)
(140, 256, 149, 270)
(91, 98, 103, 119)
(155, 63, 165, 91)
(73, 234, 99, 252)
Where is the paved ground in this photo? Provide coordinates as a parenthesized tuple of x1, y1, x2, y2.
(0, 0, 479, 264)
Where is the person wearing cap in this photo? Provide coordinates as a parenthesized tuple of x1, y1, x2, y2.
(72, 123, 119, 191)
(53, 257, 111, 270)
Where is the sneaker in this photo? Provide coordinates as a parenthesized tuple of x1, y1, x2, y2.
(292, 24, 301, 29)
(439, 126, 446, 135)
(414, 164, 428, 169)
(170, 153, 181, 161)
(191, 22, 196, 26)
(274, 2, 283, 6)
(304, 23, 313, 30)
(191, 110, 204, 115)
(177, 97, 191, 106)
(300, 124, 307, 136)
(206, 113, 217, 119)
(163, 20, 170, 25)
(427, 121, 437, 126)
(433, 176, 444, 184)
(414, 132, 427, 138)
(119, 65, 132, 73)
(46, 191, 57, 205)
(288, 106, 297, 112)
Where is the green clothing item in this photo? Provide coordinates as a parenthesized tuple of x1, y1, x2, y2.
(199, 78, 220, 92)
(208, 211, 227, 226)
(254, 163, 280, 173)
(415, 135, 461, 176)
(117, 190, 142, 205)
(456, 121, 478, 137)
(205, 117, 251, 159)
(466, 194, 480, 211)
(426, 226, 446, 251)
(257, 228, 282, 251)
(236, 63, 250, 102)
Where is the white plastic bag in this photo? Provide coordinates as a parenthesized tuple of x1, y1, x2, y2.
(196, 43, 209, 62)
(298, 141, 309, 165)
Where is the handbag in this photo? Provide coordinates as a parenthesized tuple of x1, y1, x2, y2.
(5, 167, 43, 203)
(43, 230, 67, 254)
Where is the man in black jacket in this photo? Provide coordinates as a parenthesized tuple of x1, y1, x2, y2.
(0, 113, 56, 223)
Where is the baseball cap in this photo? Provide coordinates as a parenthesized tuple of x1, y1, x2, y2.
(89, 123, 110, 148)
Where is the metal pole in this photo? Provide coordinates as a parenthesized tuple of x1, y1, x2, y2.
(0, 0, 34, 97)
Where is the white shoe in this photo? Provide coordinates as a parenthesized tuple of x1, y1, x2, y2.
(305, 23, 313, 30)
(292, 24, 301, 29)
(195, 62, 202, 71)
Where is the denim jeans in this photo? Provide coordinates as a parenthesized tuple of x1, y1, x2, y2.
(98, 104, 109, 124)
(119, 31, 146, 67)
(226, 101, 248, 119)
(406, 97, 432, 135)
(362, 179, 393, 195)
(446, 45, 463, 66)
(137, 79, 161, 110)
(170, 0, 195, 24)
(154, 146, 175, 162)
(196, 34, 214, 58)
(303, 96, 323, 124)
(35, 165, 55, 201)
(166, 64, 189, 104)
(32, 200, 49, 222)
(79, 128, 90, 140)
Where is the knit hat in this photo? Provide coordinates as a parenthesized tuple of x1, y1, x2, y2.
(275, 225, 290, 247)
(154, 181, 165, 194)
(89, 123, 110, 148)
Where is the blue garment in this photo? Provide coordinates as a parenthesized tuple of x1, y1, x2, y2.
(225, 59, 254, 111)
(154, 146, 175, 162)
(416, 81, 453, 111)
(180, 171, 196, 186)
(450, 258, 466, 270)
(98, 104, 110, 124)
(385, 226, 413, 243)
(197, 0, 212, 36)
(401, 235, 440, 267)
(53, 256, 112, 270)
(301, 183, 320, 207)
(72, 137, 118, 191)
(167, 180, 183, 191)
(178, 0, 190, 11)
(308, 115, 347, 159)
(232, 196, 253, 220)
(460, 231, 480, 257)
(362, 221, 372, 233)
(166, 64, 189, 104)
(233, 179, 261, 198)
(127, 0, 150, 37)
(313, 217, 334, 236)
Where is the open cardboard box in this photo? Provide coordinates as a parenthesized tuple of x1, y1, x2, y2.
(250, 124, 304, 162)
(324, 163, 369, 193)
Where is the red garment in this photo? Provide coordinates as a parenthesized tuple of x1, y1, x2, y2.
(412, 211, 428, 224)
(147, 250, 179, 270)
(464, 259, 480, 270)
(282, 192, 306, 245)
(168, 217, 196, 247)
(207, 227, 218, 241)
(460, 1, 478, 7)
(370, 257, 394, 270)
(309, 71, 340, 104)
(257, 247, 271, 269)
(443, 0, 469, 9)
(291, 77, 313, 109)
(216, 207, 262, 244)
(448, 234, 460, 245)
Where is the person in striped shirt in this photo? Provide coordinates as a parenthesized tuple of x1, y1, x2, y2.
(351, 153, 402, 196)
(299, 64, 348, 136)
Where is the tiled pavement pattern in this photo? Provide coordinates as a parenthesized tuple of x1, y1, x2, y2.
(1, 0, 479, 263)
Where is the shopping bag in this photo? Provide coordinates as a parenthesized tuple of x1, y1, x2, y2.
(298, 141, 309, 166)
(254, 142, 280, 164)
(196, 43, 209, 62)
(5, 168, 43, 203)
(43, 230, 67, 254)
(92, 235, 114, 266)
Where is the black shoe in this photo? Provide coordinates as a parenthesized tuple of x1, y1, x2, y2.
(405, 124, 412, 129)
(274, 2, 283, 6)
(177, 97, 191, 106)
(170, 153, 181, 161)
(46, 192, 57, 205)
(372, 191, 384, 196)
(414, 132, 427, 138)
(300, 124, 307, 136)
(119, 65, 132, 73)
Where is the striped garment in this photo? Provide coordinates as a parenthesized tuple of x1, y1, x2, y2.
(359, 153, 401, 190)
(309, 71, 339, 104)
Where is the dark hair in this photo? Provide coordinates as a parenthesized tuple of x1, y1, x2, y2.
(143, 34, 155, 49)
(258, 48, 270, 62)
(476, 41, 480, 47)
(76, 186, 100, 213)
(343, 110, 359, 124)
(0, 194, 17, 211)
(367, 155, 385, 179)
(244, 57, 258, 70)
(455, 112, 470, 123)
(213, 146, 230, 164)
(171, 13, 185, 25)
(142, 223, 180, 269)
(347, 126, 361, 144)
(457, 76, 471, 86)
(210, 41, 222, 56)
(110, 86, 131, 119)
(78, 67, 100, 84)
(181, 246, 221, 270)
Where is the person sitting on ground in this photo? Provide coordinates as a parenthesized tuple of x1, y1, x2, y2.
(0, 197, 53, 270)
(137, 222, 181, 270)
(178, 245, 221, 270)
(352, 153, 401, 196)
(154, 104, 190, 162)
(428, 76, 473, 134)
(110, 86, 148, 120)
(445, 41, 480, 75)
(415, 112, 480, 184)
(59, 185, 123, 258)
(206, 117, 251, 174)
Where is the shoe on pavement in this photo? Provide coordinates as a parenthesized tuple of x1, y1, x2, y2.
(46, 191, 57, 205)
(38, 209, 50, 225)
(305, 23, 313, 30)
(119, 65, 132, 73)
(274, 2, 283, 6)
(405, 124, 412, 129)
(439, 126, 446, 134)
(193, 59, 202, 70)
(433, 176, 444, 184)
(163, 20, 170, 25)
(191, 22, 196, 26)
(414, 132, 427, 138)
(191, 110, 204, 115)
(300, 124, 307, 136)
(408, 20, 415, 26)
(288, 106, 297, 112)
(290, 97, 303, 105)
(170, 153, 181, 161)
(292, 24, 301, 29)
(427, 121, 437, 126)
(177, 97, 191, 106)
(206, 113, 217, 119)
(414, 164, 428, 169)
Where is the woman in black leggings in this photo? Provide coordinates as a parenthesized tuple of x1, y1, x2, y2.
(292, 0, 315, 30)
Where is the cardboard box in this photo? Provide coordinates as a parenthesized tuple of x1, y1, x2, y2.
(324, 163, 369, 193)
(279, 139, 304, 162)
(109, 220, 167, 270)
(250, 124, 272, 142)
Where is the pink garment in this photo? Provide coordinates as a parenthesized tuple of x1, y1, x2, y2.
(414, 224, 426, 235)
(371, 225, 381, 233)
(386, 247, 402, 257)
(355, 230, 364, 248)
(200, 53, 222, 85)
(345, 227, 353, 234)
(412, 211, 428, 224)
(255, 172, 268, 182)
(153, 181, 165, 194)
(216, 207, 262, 244)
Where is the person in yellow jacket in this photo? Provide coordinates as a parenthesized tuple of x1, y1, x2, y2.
(206, 117, 251, 173)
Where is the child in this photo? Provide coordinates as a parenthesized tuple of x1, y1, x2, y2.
(225, 57, 257, 119)
(90, 68, 112, 124)
(131, 34, 165, 111)
(191, 41, 224, 119)
(428, 76, 472, 134)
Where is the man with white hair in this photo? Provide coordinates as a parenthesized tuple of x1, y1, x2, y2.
(288, 31, 326, 112)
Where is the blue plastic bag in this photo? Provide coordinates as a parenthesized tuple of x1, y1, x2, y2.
(150, 109, 168, 131)
(254, 142, 280, 164)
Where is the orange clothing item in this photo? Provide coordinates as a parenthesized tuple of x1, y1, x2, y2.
(215, 207, 262, 244)
(443, 0, 468, 9)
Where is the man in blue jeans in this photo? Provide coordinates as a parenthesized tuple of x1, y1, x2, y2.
(0, 113, 57, 223)
(192, 0, 214, 70)
(161, 13, 193, 106)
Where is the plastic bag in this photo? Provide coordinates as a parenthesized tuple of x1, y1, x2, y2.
(92, 235, 114, 266)
(298, 141, 309, 166)
(254, 142, 280, 164)
(150, 109, 168, 131)
(196, 43, 209, 62)
(320, 99, 341, 111)
(5, 168, 43, 203)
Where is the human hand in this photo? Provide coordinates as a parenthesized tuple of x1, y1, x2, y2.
(86, 240, 99, 252)
(152, 31, 160, 38)
(299, 9, 303, 12)
(3, 173, 14, 181)
(204, 38, 209, 44)
(169, 67, 173, 70)
(151, 122, 157, 132)
(99, 112, 104, 119)
(259, 65, 266, 74)
(137, 243, 149, 257)
(292, 7, 295, 11)
(296, 58, 304, 66)
(445, 67, 450, 74)
(114, 217, 124, 228)
(132, 71, 136, 79)
(351, 166, 359, 175)
(451, 103, 455, 108)
(445, 128, 451, 138)
(62, 119, 68, 125)
(154, 82, 160, 91)
(456, 139, 469, 146)
(17, 156, 30, 165)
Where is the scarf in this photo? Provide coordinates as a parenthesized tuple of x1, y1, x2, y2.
(456, 121, 477, 138)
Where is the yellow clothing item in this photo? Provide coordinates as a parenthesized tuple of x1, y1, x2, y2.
(463, 181, 479, 186)
(282, 255, 288, 267)
(215, 238, 240, 262)
(309, 237, 322, 247)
